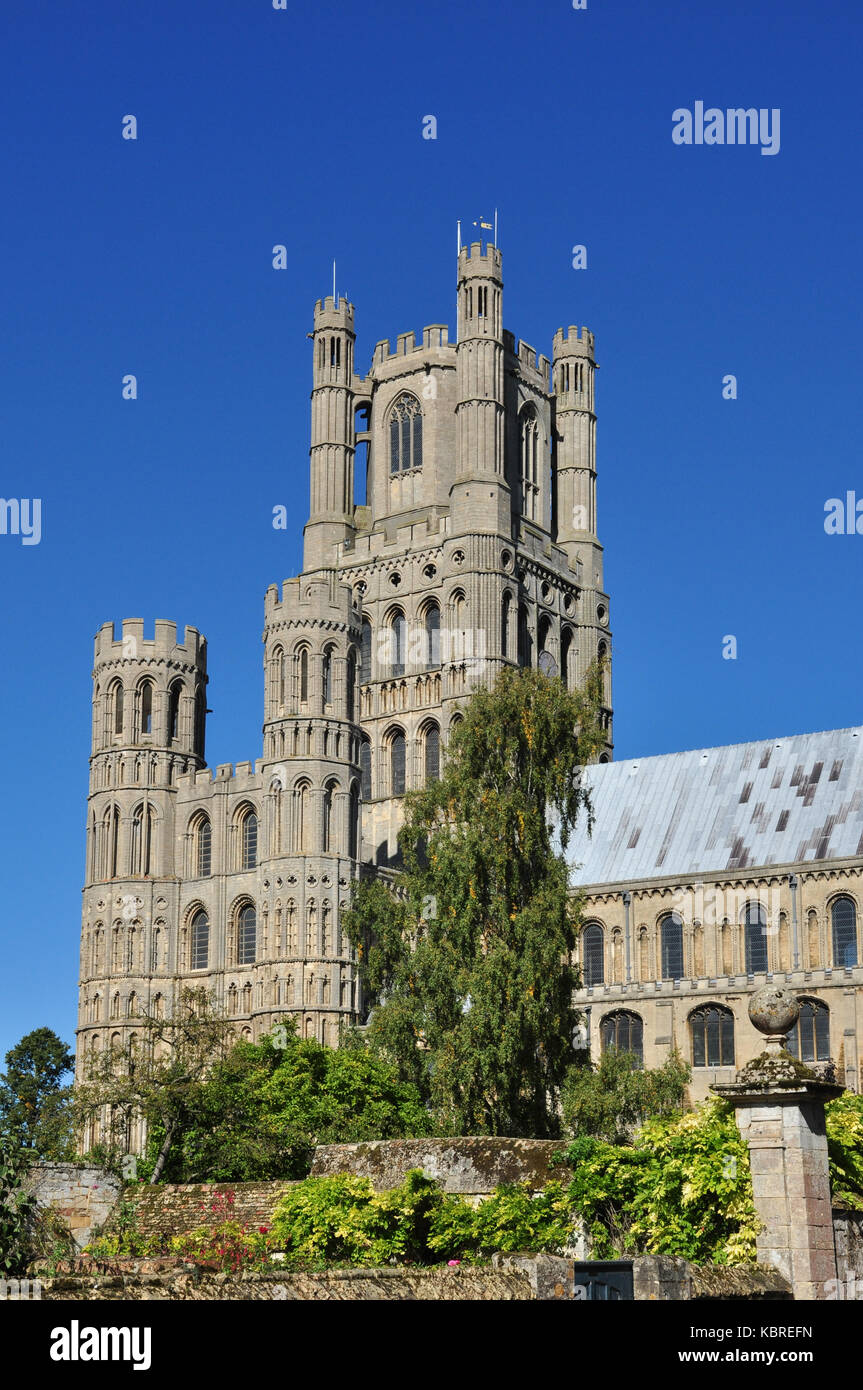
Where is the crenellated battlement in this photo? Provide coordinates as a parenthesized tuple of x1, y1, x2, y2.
(93, 619, 207, 670)
(371, 324, 453, 369)
(313, 295, 354, 328)
(457, 241, 502, 278)
(552, 325, 595, 358)
(514, 340, 551, 385)
(264, 576, 360, 628)
(176, 759, 263, 795)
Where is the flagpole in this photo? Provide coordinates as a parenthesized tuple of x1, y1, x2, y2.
(494, 208, 498, 246)
(333, 259, 336, 305)
(457, 219, 461, 254)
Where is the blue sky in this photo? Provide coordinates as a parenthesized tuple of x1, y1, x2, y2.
(1, 0, 861, 1060)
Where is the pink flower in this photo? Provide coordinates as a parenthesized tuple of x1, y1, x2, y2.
(447, 1259, 460, 1267)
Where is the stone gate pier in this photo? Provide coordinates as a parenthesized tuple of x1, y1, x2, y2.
(713, 985, 844, 1300)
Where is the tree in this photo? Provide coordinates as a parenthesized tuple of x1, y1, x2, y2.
(155, 1024, 433, 1182)
(561, 1048, 691, 1145)
(74, 987, 234, 1182)
(343, 662, 606, 1137)
(0, 1027, 76, 1158)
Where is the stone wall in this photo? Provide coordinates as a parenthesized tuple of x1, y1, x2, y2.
(32, 1267, 533, 1302)
(310, 1137, 570, 1195)
(114, 1182, 301, 1240)
(833, 1210, 863, 1285)
(22, 1165, 122, 1250)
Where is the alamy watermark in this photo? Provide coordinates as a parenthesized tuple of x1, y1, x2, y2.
(0, 498, 41, 545)
(672, 103, 780, 156)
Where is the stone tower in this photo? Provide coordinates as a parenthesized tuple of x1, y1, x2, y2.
(76, 237, 613, 1099)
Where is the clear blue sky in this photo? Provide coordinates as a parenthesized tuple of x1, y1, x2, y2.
(1, 0, 861, 1061)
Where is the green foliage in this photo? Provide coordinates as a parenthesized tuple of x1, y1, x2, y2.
(0, 1137, 38, 1276)
(269, 1169, 444, 1266)
(0, 1027, 76, 1159)
(826, 1092, 863, 1207)
(562, 1099, 760, 1264)
(344, 663, 606, 1137)
(428, 1181, 576, 1260)
(561, 1048, 691, 1145)
(150, 1026, 433, 1184)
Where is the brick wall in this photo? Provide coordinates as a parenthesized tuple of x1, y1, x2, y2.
(115, 1182, 301, 1239)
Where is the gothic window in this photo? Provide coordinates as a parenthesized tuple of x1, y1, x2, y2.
(349, 780, 360, 858)
(306, 902, 318, 955)
(744, 902, 769, 974)
(322, 780, 337, 853)
(298, 647, 309, 705)
(501, 593, 511, 661)
(831, 896, 858, 967)
(424, 723, 440, 784)
(125, 926, 136, 972)
(237, 806, 257, 867)
(389, 612, 406, 677)
(237, 904, 257, 966)
(582, 923, 604, 986)
(111, 681, 124, 736)
(660, 913, 684, 981)
(168, 680, 182, 742)
(194, 816, 211, 877)
(270, 780, 283, 855)
(520, 406, 540, 521)
(360, 739, 372, 800)
(346, 647, 357, 718)
(424, 604, 440, 669)
(323, 646, 334, 707)
(690, 1005, 735, 1067)
(287, 900, 297, 953)
(561, 628, 574, 689)
(130, 805, 154, 876)
(389, 730, 406, 796)
(517, 604, 532, 667)
(600, 1010, 643, 1064)
(191, 910, 209, 971)
(140, 681, 154, 736)
(787, 998, 831, 1062)
(361, 619, 372, 683)
(150, 926, 161, 973)
(294, 780, 311, 852)
(389, 393, 423, 474)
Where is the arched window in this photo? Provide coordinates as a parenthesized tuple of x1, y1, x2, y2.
(361, 619, 372, 683)
(349, 781, 360, 859)
(517, 604, 532, 667)
(112, 682, 124, 736)
(130, 805, 154, 876)
(389, 393, 423, 473)
(582, 923, 604, 986)
(744, 902, 769, 974)
(322, 646, 334, 707)
(140, 681, 153, 736)
(520, 406, 540, 521)
(561, 628, 573, 689)
(389, 613, 406, 677)
(390, 730, 406, 796)
(237, 904, 257, 966)
(346, 648, 357, 719)
(424, 723, 440, 784)
(150, 925, 161, 973)
(168, 680, 182, 742)
(298, 647, 309, 704)
(787, 998, 830, 1062)
(294, 781, 310, 852)
(322, 780, 337, 853)
(600, 1010, 643, 1064)
(239, 808, 258, 870)
(360, 739, 372, 800)
(660, 913, 684, 980)
(501, 593, 511, 662)
(831, 897, 858, 967)
(195, 816, 212, 877)
(191, 910, 209, 971)
(424, 604, 440, 669)
(690, 1005, 735, 1067)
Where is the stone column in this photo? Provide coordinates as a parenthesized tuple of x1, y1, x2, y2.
(713, 985, 843, 1300)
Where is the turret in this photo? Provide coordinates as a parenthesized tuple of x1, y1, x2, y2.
(304, 296, 357, 571)
(451, 241, 510, 534)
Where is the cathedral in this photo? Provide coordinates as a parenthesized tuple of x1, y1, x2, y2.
(76, 236, 863, 1110)
(76, 238, 613, 1075)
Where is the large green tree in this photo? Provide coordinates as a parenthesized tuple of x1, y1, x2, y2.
(344, 662, 606, 1137)
(0, 1027, 76, 1158)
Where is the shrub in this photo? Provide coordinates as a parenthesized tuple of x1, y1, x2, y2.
(269, 1169, 444, 1266)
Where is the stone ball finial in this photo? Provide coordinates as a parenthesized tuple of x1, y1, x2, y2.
(748, 985, 799, 1038)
